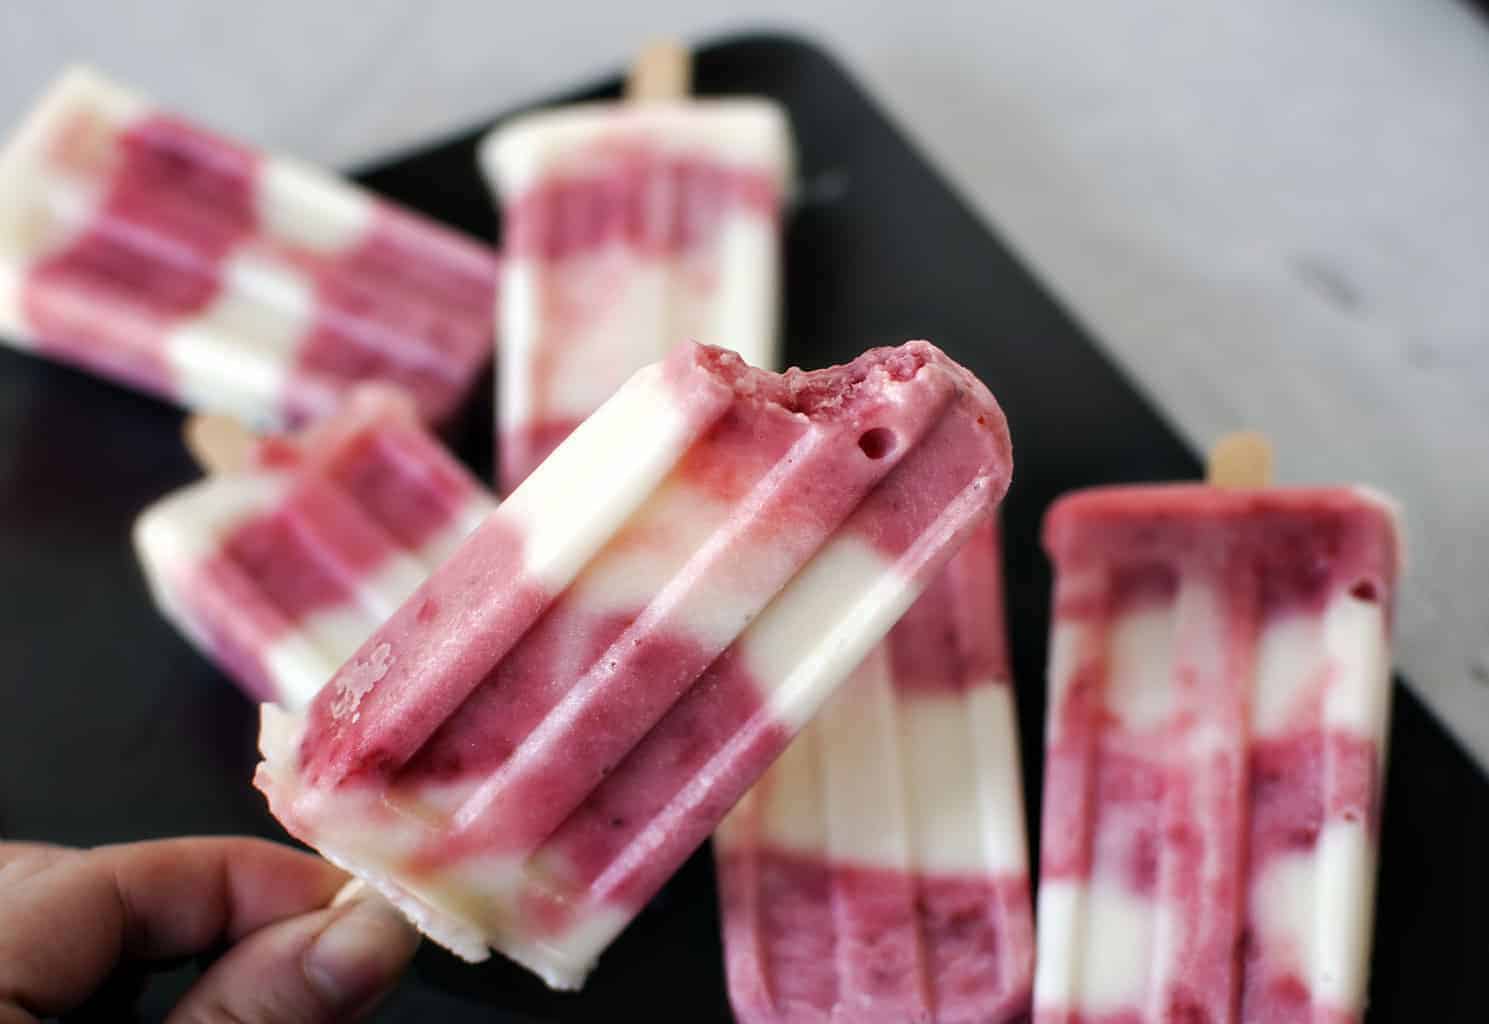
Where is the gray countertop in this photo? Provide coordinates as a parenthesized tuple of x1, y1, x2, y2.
(3, 0, 1486, 769)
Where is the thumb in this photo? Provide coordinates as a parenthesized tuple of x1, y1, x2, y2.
(166, 882, 419, 1024)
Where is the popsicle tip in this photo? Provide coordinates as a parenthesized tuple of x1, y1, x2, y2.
(626, 38, 691, 102)
(184, 412, 257, 474)
(1207, 431, 1273, 489)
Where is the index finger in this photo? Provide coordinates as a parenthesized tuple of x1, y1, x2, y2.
(0, 837, 346, 1020)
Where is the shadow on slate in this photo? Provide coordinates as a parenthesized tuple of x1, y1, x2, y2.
(0, 30, 1480, 1023)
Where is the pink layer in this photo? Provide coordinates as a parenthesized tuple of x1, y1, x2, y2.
(719, 849, 1033, 1024)
(182, 553, 295, 702)
(290, 503, 543, 786)
(248, 388, 485, 553)
(504, 146, 779, 262)
(20, 110, 497, 424)
(1041, 730, 1382, 886)
(1043, 486, 1398, 620)
(887, 516, 1010, 693)
(519, 647, 789, 926)
(289, 390, 486, 552)
(681, 343, 1010, 564)
(210, 476, 397, 619)
(398, 606, 728, 854)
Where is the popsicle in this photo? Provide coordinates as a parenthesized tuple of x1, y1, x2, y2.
(255, 339, 1013, 988)
(0, 67, 499, 429)
(133, 386, 493, 709)
(715, 517, 1034, 1023)
(1033, 434, 1401, 1024)
(480, 42, 792, 491)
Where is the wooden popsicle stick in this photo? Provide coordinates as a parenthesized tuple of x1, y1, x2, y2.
(331, 878, 370, 908)
(183, 413, 257, 475)
(626, 39, 691, 102)
(1207, 431, 1273, 489)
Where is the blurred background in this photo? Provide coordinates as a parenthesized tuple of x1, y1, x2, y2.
(3, 0, 1487, 770)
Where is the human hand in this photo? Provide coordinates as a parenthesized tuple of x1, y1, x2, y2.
(0, 836, 418, 1023)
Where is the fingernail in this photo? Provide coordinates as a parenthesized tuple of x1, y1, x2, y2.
(304, 891, 418, 1010)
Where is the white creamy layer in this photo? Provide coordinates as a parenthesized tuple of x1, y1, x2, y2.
(258, 703, 493, 963)
(738, 534, 905, 731)
(515, 245, 675, 424)
(1034, 877, 1159, 1016)
(492, 360, 706, 591)
(134, 472, 288, 571)
(480, 100, 793, 198)
(163, 169, 381, 428)
(258, 155, 374, 253)
(706, 214, 778, 370)
(0, 259, 16, 344)
(0, 139, 115, 348)
(0, 67, 147, 277)
(563, 482, 735, 621)
(722, 650, 1027, 879)
(735, 472, 995, 735)
(166, 251, 312, 427)
(495, 257, 539, 432)
(258, 701, 627, 989)
(0, 69, 169, 364)
(1034, 581, 1392, 1018)
(500, 214, 779, 432)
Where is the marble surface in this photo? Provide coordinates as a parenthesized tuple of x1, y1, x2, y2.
(3, 0, 1487, 769)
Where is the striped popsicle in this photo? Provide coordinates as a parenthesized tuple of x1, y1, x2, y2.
(0, 67, 499, 429)
(256, 340, 1012, 988)
(1033, 484, 1400, 1024)
(134, 386, 492, 709)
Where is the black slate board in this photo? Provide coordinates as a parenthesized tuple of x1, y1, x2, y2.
(0, 32, 1481, 1022)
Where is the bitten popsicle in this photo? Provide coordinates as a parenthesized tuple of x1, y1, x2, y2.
(256, 340, 1013, 988)
(0, 67, 499, 429)
(1033, 434, 1401, 1024)
(480, 42, 792, 491)
(134, 386, 493, 709)
(715, 517, 1035, 1023)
